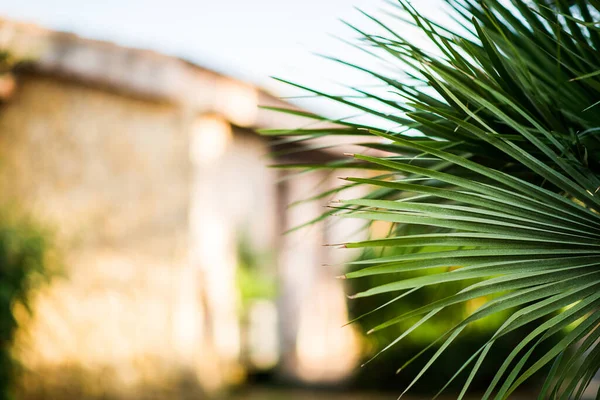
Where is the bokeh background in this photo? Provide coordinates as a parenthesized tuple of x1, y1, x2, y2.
(0, 1, 561, 399)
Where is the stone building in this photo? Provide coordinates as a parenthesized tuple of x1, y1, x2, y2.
(0, 19, 361, 399)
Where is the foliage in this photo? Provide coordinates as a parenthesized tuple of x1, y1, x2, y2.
(346, 225, 558, 393)
(236, 236, 276, 315)
(264, 0, 600, 398)
(0, 213, 53, 400)
(0, 49, 17, 80)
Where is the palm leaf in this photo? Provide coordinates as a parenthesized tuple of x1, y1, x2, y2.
(265, 0, 600, 398)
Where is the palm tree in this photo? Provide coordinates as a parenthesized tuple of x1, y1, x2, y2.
(263, 0, 600, 398)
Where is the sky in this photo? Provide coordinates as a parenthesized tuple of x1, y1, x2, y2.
(0, 0, 444, 115)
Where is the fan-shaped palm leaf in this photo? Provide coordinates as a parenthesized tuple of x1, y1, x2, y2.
(265, 0, 600, 398)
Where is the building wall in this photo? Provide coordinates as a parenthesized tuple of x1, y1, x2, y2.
(0, 75, 190, 243)
(0, 71, 362, 398)
(0, 74, 215, 399)
(188, 115, 279, 380)
(276, 170, 362, 385)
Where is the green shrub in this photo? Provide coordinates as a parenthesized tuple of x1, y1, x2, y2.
(0, 214, 53, 400)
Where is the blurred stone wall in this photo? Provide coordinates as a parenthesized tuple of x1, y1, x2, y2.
(0, 19, 371, 396)
(0, 21, 369, 395)
(0, 74, 228, 399)
(276, 170, 363, 385)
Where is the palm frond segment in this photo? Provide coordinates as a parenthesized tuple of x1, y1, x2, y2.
(265, 0, 600, 398)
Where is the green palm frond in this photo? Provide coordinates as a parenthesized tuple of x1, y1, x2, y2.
(265, 0, 600, 398)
